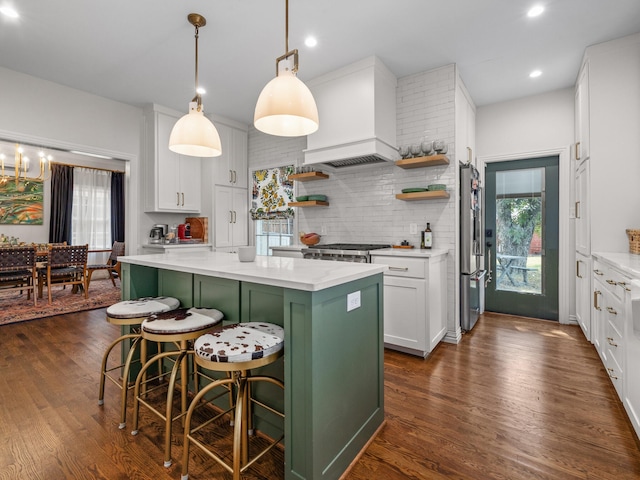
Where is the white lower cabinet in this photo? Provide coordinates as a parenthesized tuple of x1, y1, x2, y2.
(371, 251, 447, 358)
(591, 253, 640, 442)
(214, 186, 248, 251)
(576, 252, 591, 341)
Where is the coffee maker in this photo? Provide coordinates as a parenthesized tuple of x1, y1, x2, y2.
(149, 224, 168, 244)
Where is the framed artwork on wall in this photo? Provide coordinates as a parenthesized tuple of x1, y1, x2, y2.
(0, 178, 44, 225)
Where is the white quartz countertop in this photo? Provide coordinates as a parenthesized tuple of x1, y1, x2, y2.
(593, 252, 640, 278)
(369, 248, 448, 258)
(119, 251, 385, 292)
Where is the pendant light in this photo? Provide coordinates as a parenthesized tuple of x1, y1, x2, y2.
(254, 0, 319, 137)
(169, 13, 222, 157)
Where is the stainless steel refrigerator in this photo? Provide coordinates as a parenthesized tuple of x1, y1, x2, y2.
(460, 163, 485, 331)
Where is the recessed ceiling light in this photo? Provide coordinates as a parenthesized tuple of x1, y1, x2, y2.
(527, 5, 545, 17)
(304, 36, 318, 48)
(196, 87, 206, 95)
(0, 6, 19, 18)
(529, 70, 542, 78)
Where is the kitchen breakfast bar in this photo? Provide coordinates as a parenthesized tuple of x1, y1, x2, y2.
(118, 251, 386, 480)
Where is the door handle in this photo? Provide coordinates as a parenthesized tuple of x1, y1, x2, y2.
(233, 211, 237, 223)
(575, 142, 581, 161)
(575, 201, 580, 219)
(232, 170, 237, 184)
(229, 170, 233, 183)
(576, 260, 582, 278)
(181, 192, 184, 206)
(176, 192, 180, 206)
(593, 290, 601, 310)
(229, 211, 233, 223)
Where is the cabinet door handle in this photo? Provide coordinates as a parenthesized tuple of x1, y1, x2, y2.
(388, 266, 409, 271)
(606, 307, 617, 315)
(181, 192, 185, 206)
(593, 290, 601, 311)
(593, 269, 604, 276)
(467, 146, 472, 163)
(177, 192, 180, 206)
(229, 170, 233, 183)
(607, 367, 618, 380)
(576, 260, 582, 278)
(232, 170, 237, 184)
(575, 141, 581, 161)
(575, 201, 580, 219)
(607, 337, 618, 347)
(229, 211, 233, 223)
(232, 211, 237, 223)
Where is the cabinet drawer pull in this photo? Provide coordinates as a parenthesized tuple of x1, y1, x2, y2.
(606, 279, 617, 286)
(606, 307, 617, 315)
(593, 290, 601, 311)
(388, 266, 409, 272)
(617, 281, 631, 292)
(607, 337, 618, 347)
(593, 269, 604, 276)
(607, 367, 618, 380)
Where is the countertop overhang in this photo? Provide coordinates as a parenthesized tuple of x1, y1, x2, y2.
(118, 251, 385, 291)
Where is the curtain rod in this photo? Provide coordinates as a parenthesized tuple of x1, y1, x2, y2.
(50, 161, 125, 174)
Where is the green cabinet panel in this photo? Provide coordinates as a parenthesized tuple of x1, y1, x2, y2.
(194, 275, 241, 323)
(121, 264, 159, 300)
(285, 273, 384, 480)
(158, 270, 193, 306)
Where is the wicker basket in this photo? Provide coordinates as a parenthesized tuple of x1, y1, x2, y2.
(626, 229, 640, 254)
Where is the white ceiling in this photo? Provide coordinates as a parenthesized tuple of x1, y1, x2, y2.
(1, 0, 640, 127)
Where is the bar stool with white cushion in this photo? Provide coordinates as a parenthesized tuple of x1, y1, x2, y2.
(181, 322, 285, 480)
(98, 296, 181, 429)
(130, 306, 224, 468)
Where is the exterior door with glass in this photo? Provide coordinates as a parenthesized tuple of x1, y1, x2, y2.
(484, 156, 559, 320)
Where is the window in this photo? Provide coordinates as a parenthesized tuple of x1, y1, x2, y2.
(255, 218, 294, 256)
(71, 167, 112, 249)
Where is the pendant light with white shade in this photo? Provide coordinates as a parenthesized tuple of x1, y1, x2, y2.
(254, 0, 319, 137)
(169, 13, 222, 158)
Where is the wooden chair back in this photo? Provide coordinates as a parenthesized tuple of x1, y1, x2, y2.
(0, 245, 38, 305)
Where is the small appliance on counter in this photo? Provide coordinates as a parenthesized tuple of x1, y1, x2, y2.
(177, 223, 191, 240)
(149, 224, 168, 244)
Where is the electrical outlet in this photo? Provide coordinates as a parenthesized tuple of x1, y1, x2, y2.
(410, 223, 418, 235)
(347, 291, 361, 312)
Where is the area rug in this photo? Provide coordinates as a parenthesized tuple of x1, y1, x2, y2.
(0, 279, 121, 326)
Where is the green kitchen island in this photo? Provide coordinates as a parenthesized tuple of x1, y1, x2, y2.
(118, 251, 385, 480)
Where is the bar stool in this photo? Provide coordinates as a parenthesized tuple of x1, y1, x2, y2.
(181, 322, 285, 480)
(130, 306, 225, 468)
(98, 296, 181, 429)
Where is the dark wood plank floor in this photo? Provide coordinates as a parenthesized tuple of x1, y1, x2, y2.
(1, 310, 639, 479)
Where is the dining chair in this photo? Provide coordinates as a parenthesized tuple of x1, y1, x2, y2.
(86, 241, 125, 291)
(39, 244, 89, 304)
(0, 245, 38, 306)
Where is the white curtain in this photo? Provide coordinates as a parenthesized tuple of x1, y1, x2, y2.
(72, 167, 112, 249)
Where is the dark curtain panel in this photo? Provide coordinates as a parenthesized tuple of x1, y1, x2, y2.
(48, 164, 74, 243)
(110, 171, 125, 242)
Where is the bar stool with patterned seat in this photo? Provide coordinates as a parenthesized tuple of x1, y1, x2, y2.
(98, 296, 181, 429)
(180, 322, 285, 480)
(130, 306, 225, 468)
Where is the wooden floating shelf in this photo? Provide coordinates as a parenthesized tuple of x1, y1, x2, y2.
(395, 154, 449, 169)
(289, 172, 329, 181)
(395, 190, 450, 201)
(288, 200, 330, 207)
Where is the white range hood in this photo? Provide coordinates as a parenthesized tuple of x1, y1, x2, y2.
(303, 56, 399, 169)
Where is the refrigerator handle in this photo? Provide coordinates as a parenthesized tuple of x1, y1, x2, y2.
(486, 241, 493, 284)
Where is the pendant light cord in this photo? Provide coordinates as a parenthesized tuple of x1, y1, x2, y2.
(285, 0, 289, 53)
(194, 23, 201, 110)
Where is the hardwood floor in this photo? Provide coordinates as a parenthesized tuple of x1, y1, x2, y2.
(1, 310, 639, 479)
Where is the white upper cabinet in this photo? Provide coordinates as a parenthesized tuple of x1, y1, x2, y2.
(143, 104, 201, 213)
(574, 60, 590, 163)
(213, 122, 248, 188)
(455, 79, 476, 165)
(213, 186, 248, 249)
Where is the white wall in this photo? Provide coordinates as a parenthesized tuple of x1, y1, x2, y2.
(476, 88, 574, 157)
(0, 67, 142, 251)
